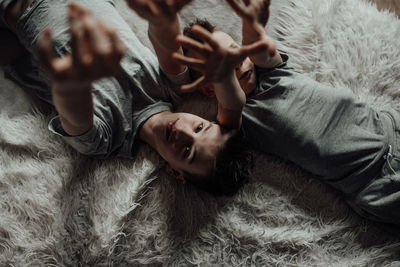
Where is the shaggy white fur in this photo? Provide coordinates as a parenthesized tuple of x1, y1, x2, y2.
(1, 0, 400, 265)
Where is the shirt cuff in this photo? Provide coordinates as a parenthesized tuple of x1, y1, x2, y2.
(162, 67, 191, 85)
(276, 53, 289, 67)
(48, 115, 107, 155)
(48, 116, 94, 138)
(255, 53, 289, 72)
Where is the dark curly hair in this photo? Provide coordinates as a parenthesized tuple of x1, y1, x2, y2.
(184, 130, 254, 196)
(182, 18, 216, 54)
(182, 19, 217, 84)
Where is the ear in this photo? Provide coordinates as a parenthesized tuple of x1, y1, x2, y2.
(165, 164, 186, 184)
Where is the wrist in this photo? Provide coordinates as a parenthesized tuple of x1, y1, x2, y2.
(214, 70, 236, 86)
(53, 81, 92, 95)
(148, 16, 181, 49)
(242, 22, 267, 45)
(214, 71, 246, 110)
(148, 15, 179, 29)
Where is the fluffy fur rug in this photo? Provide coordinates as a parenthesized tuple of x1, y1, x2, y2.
(1, 0, 400, 265)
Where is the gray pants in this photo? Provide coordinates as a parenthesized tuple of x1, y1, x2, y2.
(350, 109, 400, 225)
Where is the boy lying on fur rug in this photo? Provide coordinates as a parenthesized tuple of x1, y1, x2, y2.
(130, 0, 400, 226)
(1, 0, 262, 195)
(1, 0, 399, 228)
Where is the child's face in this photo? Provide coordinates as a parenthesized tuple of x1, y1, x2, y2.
(151, 112, 232, 177)
(186, 31, 257, 96)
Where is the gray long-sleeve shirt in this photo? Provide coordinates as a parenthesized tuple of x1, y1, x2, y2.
(1, 0, 189, 158)
(242, 54, 390, 195)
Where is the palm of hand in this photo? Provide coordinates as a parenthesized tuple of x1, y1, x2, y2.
(174, 24, 269, 92)
(47, 52, 119, 89)
(37, 4, 125, 90)
(248, 0, 270, 26)
(202, 46, 245, 83)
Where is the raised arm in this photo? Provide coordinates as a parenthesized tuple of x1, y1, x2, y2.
(37, 3, 125, 136)
(125, 0, 191, 75)
(225, 0, 282, 68)
(172, 25, 269, 129)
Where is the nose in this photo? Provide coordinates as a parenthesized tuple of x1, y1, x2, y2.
(172, 122, 193, 147)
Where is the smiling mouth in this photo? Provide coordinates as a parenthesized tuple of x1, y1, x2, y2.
(239, 70, 252, 81)
(166, 119, 179, 142)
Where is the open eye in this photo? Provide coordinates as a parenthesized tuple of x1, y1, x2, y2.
(183, 146, 191, 158)
(196, 123, 203, 132)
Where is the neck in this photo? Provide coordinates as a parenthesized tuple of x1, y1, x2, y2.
(139, 111, 170, 149)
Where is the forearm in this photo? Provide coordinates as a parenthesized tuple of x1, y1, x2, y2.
(214, 72, 245, 129)
(148, 16, 186, 75)
(242, 22, 282, 68)
(214, 72, 246, 111)
(52, 84, 94, 136)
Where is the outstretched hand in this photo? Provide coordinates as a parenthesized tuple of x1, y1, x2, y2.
(172, 25, 269, 92)
(125, 0, 192, 25)
(226, 0, 281, 67)
(226, 0, 270, 26)
(37, 3, 126, 90)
